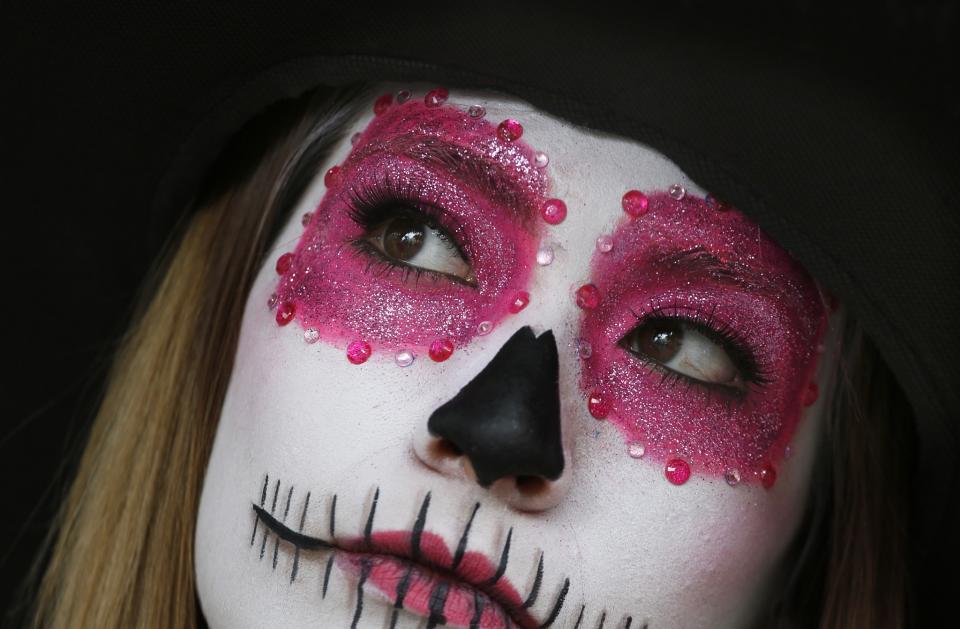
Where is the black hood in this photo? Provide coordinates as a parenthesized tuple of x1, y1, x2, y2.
(3, 3, 957, 623)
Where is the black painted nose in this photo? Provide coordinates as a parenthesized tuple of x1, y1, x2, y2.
(427, 326, 564, 487)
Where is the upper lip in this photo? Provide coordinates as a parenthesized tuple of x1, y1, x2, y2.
(253, 502, 540, 628)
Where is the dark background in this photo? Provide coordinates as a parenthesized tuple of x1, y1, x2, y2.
(2, 2, 957, 625)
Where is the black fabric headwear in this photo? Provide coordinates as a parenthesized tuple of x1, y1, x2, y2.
(3, 3, 957, 624)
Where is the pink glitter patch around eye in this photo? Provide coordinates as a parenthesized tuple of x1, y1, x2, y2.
(273, 98, 549, 354)
(580, 192, 828, 485)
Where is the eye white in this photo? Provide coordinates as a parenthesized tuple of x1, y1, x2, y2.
(370, 221, 473, 281)
(664, 325, 743, 388)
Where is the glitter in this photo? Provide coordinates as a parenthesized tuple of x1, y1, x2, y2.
(276, 302, 296, 326)
(534, 151, 549, 167)
(396, 89, 411, 103)
(275, 253, 294, 275)
(724, 468, 741, 486)
(596, 235, 614, 253)
(395, 350, 415, 367)
(497, 119, 524, 142)
(536, 246, 555, 265)
(373, 93, 393, 115)
(424, 87, 448, 107)
(468, 104, 485, 118)
(508, 291, 530, 313)
(668, 184, 686, 200)
(267, 293, 278, 310)
(588, 391, 610, 419)
(303, 328, 320, 344)
(665, 459, 691, 485)
(575, 283, 601, 309)
(477, 321, 493, 336)
(628, 441, 646, 458)
(540, 198, 567, 225)
(346, 340, 372, 364)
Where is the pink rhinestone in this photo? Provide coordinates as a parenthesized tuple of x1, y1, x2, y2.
(628, 441, 646, 459)
(468, 104, 485, 118)
(596, 235, 614, 253)
(396, 89, 411, 103)
(275, 302, 296, 326)
(664, 459, 691, 485)
(668, 184, 686, 200)
(508, 291, 530, 313)
(540, 198, 567, 225)
(534, 151, 549, 168)
(802, 382, 819, 407)
(622, 190, 649, 217)
(587, 391, 610, 419)
(275, 253, 294, 275)
(373, 93, 393, 115)
(428, 339, 454, 362)
(424, 87, 449, 107)
(324, 166, 341, 187)
(497, 119, 523, 142)
(575, 283, 600, 309)
(759, 463, 777, 489)
(346, 340, 372, 365)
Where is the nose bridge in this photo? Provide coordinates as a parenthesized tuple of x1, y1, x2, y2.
(426, 326, 564, 487)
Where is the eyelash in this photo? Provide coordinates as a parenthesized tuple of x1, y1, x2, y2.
(342, 175, 473, 285)
(624, 301, 774, 398)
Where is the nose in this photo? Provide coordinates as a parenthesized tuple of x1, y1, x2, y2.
(415, 326, 568, 511)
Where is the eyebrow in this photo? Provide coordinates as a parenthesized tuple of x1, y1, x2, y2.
(653, 246, 764, 287)
(349, 134, 538, 227)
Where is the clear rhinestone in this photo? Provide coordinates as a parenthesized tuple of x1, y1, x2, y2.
(303, 328, 320, 344)
(267, 293, 278, 310)
(350, 132, 361, 145)
(668, 184, 686, 200)
(395, 350, 415, 367)
(577, 339, 592, 359)
(596, 235, 614, 253)
(477, 321, 493, 336)
(724, 468, 741, 486)
(301, 212, 312, 227)
(468, 104, 486, 118)
(534, 151, 549, 168)
(536, 246, 555, 266)
(396, 89, 411, 103)
(628, 441, 646, 459)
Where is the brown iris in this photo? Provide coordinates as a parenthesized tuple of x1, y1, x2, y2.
(382, 216, 426, 261)
(623, 319, 683, 363)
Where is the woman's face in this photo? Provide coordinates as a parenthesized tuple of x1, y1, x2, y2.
(195, 85, 831, 629)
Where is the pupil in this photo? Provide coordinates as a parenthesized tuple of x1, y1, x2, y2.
(636, 320, 683, 363)
(383, 215, 426, 260)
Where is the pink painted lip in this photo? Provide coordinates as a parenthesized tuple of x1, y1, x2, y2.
(336, 530, 537, 629)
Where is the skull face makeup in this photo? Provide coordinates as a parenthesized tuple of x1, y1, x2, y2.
(195, 87, 833, 629)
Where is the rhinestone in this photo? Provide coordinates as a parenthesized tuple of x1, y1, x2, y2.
(664, 459, 691, 485)
(668, 184, 686, 200)
(396, 89, 411, 104)
(428, 339, 455, 362)
(497, 119, 524, 142)
(596, 235, 614, 253)
(628, 442, 646, 459)
(621, 190, 649, 217)
(267, 293, 278, 310)
(301, 212, 312, 227)
(275, 252, 294, 275)
(346, 340, 372, 365)
(477, 321, 493, 336)
(724, 468, 741, 486)
(468, 104, 485, 118)
(588, 391, 610, 419)
(373, 93, 392, 115)
(303, 328, 320, 344)
(394, 350, 415, 367)
(324, 166, 341, 187)
(275, 302, 296, 326)
(534, 151, 549, 168)
(802, 382, 819, 407)
(759, 463, 777, 490)
(577, 339, 593, 359)
(508, 291, 530, 314)
(536, 246, 555, 266)
(575, 283, 601, 309)
(540, 198, 567, 225)
(424, 87, 449, 107)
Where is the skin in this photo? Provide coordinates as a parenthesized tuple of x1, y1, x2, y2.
(195, 85, 835, 629)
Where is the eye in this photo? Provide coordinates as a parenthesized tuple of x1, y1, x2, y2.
(365, 208, 475, 284)
(620, 318, 748, 392)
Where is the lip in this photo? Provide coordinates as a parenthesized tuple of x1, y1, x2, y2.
(253, 503, 540, 629)
(337, 530, 537, 629)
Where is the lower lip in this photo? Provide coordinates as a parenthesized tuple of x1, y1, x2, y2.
(335, 531, 534, 629)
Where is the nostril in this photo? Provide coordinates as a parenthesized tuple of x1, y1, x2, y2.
(428, 437, 463, 459)
(514, 475, 549, 496)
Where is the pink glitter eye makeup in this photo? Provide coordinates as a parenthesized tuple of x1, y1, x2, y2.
(273, 94, 548, 353)
(580, 192, 828, 486)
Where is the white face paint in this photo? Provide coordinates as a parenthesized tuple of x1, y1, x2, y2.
(195, 85, 835, 629)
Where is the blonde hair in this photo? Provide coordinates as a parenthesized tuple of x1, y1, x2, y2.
(28, 86, 912, 628)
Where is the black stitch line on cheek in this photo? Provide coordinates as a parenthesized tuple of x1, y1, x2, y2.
(364, 487, 380, 545)
(470, 589, 484, 629)
(573, 605, 586, 629)
(290, 547, 300, 583)
(270, 479, 280, 513)
(329, 494, 337, 538)
(538, 578, 570, 628)
(623, 616, 632, 628)
(273, 485, 295, 570)
(480, 527, 513, 587)
(522, 552, 545, 609)
(250, 473, 269, 546)
(350, 558, 371, 629)
(596, 611, 606, 629)
(425, 581, 450, 629)
(322, 555, 334, 599)
(411, 491, 432, 563)
(259, 526, 269, 560)
(283, 486, 293, 519)
(299, 492, 311, 532)
(452, 502, 481, 571)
